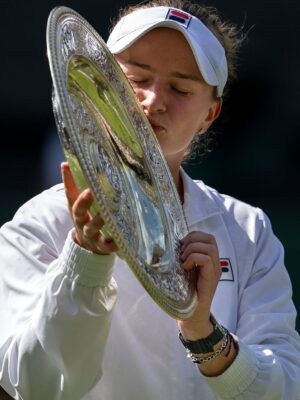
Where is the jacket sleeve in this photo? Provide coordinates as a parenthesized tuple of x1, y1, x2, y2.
(203, 209, 300, 399)
(0, 193, 118, 400)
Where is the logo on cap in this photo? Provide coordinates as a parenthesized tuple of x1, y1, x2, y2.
(166, 9, 192, 28)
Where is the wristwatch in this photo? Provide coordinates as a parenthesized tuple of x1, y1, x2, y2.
(178, 314, 226, 354)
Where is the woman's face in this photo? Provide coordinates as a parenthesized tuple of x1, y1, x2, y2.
(116, 27, 221, 171)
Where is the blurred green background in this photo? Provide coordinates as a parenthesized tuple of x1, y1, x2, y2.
(0, 0, 299, 332)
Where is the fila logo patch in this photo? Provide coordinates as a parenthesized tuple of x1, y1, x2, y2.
(219, 259, 234, 282)
(166, 9, 192, 28)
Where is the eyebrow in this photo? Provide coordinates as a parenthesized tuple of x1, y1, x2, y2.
(124, 61, 202, 83)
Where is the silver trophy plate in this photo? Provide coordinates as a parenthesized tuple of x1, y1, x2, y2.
(47, 6, 197, 319)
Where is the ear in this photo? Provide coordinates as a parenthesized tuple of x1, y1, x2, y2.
(201, 98, 223, 132)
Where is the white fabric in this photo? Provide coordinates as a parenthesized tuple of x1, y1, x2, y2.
(0, 169, 299, 399)
(107, 6, 228, 97)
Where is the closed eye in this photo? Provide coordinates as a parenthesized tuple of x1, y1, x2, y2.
(171, 86, 191, 95)
(128, 78, 148, 84)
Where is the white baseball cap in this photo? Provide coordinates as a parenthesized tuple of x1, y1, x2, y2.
(107, 6, 228, 97)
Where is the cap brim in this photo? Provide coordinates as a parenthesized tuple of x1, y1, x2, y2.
(107, 21, 219, 89)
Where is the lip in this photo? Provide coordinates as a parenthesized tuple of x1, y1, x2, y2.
(148, 119, 166, 134)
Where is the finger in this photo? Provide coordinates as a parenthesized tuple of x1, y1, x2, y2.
(82, 228, 118, 255)
(181, 254, 222, 283)
(95, 236, 118, 254)
(61, 162, 80, 207)
(72, 189, 94, 229)
(181, 242, 219, 266)
(181, 253, 214, 271)
(82, 214, 105, 239)
(181, 231, 216, 251)
(78, 212, 118, 254)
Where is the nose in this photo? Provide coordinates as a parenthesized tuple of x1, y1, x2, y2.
(138, 82, 167, 115)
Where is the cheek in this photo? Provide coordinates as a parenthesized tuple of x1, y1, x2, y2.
(185, 98, 210, 125)
(129, 86, 144, 103)
(170, 98, 201, 125)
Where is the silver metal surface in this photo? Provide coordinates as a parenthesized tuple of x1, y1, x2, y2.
(47, 6, 197, 319)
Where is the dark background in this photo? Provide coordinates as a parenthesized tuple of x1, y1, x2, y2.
(1, 1, 299, 330)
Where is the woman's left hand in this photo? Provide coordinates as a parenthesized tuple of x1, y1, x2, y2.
(177, 231, 222, 339)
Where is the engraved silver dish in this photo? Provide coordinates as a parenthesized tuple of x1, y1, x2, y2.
(46, 6, 197, 319)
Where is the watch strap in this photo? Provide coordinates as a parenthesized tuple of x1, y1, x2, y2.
(178, 315, 226, 354)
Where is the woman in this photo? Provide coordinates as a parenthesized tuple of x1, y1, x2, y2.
(0, 1, 299, 399)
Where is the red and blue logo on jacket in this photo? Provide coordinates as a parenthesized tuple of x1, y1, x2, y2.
(219, 259, 234, 281)
(166, 9, 192, 28)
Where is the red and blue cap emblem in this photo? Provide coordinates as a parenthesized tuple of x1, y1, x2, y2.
(166, 8, 192, 28)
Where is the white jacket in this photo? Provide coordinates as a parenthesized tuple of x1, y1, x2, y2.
(0, 170, 299, 400)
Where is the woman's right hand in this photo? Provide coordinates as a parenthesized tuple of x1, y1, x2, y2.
(61, 162, 118, 255)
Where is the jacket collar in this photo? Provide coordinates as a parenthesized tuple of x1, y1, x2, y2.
(181, 168, 223, 227)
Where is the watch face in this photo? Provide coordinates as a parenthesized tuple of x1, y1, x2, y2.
(47, 6, 197, 320)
